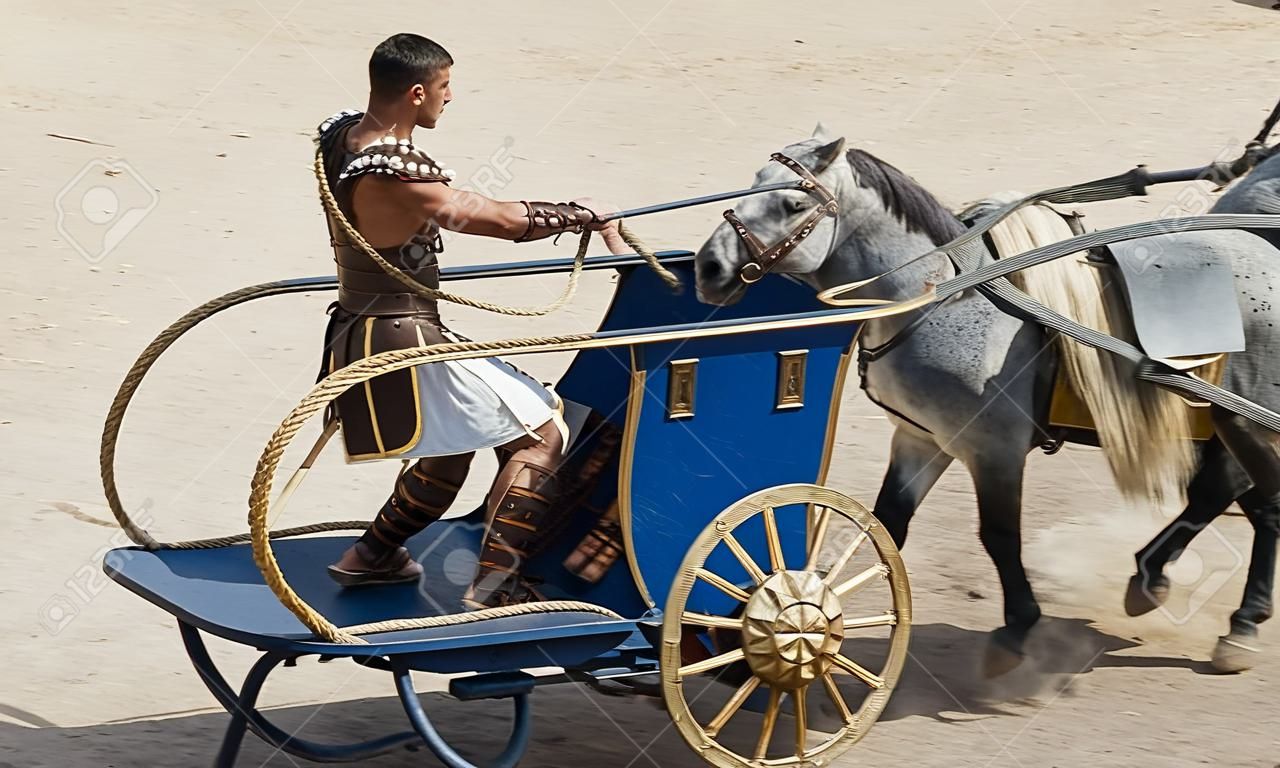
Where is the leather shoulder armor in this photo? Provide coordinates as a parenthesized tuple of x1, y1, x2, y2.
(317, 109, 456, 185)
(317, 108, 362, 141)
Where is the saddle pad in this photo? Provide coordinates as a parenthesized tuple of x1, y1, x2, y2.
(1110, 236, 1245, 360)
(1048, 357, 1224, 441)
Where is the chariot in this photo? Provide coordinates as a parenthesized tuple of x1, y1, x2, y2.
(102, 250, 918, 768)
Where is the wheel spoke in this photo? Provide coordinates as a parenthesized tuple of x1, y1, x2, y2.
(704, 676, 760, 738)
(821, 529, 868, 585)
(695, 568, 751, 602)
(753, 687, 783, 760)
(681, 612, 744, 630)
(794, 684, 809, 758)
(803, 506, 832, 572)
(721, 532, 768, 585)
(831, 653, 886, 689)
(763, 506, 785, 572)
(678, 647, 745, 679)
(832, 563, 889, 598)
(821, 672, 855, 724)
(843, 611, 898, 631)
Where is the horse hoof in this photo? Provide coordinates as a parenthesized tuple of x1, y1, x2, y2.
(983, 631, 1026, 678)
(1123, 572, 1169, 616)
(1210, 632, 1260, 674)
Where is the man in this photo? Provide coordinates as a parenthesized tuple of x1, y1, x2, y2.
(317, 33, 628, 608)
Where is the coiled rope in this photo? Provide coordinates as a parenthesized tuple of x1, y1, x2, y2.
(98, 278, 375, 550)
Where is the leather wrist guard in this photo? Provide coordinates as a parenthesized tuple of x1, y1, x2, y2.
(515, 201, 596, 242)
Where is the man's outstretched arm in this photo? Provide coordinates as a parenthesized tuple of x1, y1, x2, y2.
(406, 182, 606, 241)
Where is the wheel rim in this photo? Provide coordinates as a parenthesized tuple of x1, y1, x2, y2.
(660, 484, 911, 768)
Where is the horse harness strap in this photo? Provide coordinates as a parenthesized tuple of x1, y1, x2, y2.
(860, 205, 1090, 366)
(934, 214, 1280, 434)
(724, 153, 840, 284)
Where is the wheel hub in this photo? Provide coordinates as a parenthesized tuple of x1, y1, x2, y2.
(741, 570, 844, 689)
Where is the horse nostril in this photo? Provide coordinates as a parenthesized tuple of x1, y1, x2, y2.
(699, 260, 723, 280)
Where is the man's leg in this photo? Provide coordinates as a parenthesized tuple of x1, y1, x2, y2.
(465, 418, 567, 608)
(329, 452, 475, 585)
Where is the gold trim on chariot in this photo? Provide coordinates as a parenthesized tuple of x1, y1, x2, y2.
(618, 348, 656, 608)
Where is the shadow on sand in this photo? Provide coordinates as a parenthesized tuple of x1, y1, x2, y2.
(0, 618, 1218, 768)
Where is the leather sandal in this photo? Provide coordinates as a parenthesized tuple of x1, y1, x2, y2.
(327, 542, 423, 587)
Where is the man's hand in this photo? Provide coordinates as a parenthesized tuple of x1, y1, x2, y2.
(573, 197, 631, 255)
(572, 197, 620, 231)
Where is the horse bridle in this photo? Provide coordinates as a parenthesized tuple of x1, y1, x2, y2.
(723, 153, 840, 284)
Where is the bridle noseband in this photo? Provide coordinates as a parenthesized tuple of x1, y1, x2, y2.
(723, 153, 840, 284)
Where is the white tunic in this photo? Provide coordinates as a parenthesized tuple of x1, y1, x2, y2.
(343, 328, 559, 462)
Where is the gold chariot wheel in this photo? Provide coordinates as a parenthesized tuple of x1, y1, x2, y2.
(660, 483, 911, 768)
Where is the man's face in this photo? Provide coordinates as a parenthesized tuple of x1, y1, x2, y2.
(414, 67, 452, 129)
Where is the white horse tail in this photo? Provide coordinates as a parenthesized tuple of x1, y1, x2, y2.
(979, 195, 1197, 503)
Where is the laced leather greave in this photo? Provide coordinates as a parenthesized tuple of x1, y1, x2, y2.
(359, 453, 475, 556)
(562, 501, 622, 584)
(467, 419, 567, 607)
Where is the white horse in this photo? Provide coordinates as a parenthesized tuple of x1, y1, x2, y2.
(693, 128, 1280, 673)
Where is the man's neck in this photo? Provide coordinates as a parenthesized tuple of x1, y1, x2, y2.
(350, 105, 414, 148)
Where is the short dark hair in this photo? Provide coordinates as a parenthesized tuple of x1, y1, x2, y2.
(369, 34, 453, 99)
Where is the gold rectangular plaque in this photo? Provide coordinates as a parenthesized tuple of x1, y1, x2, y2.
(667, 359, 698, 419)
(776, 350, 807, 410)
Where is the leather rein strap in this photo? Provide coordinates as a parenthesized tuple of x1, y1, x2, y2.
(724, 153, 839, 284)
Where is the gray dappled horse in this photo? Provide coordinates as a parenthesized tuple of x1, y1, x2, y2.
(1126, 151, 1280, 672)
(693, 130, 1280, 674)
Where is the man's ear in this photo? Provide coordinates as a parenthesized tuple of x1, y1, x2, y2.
(811, 136, 847, 172)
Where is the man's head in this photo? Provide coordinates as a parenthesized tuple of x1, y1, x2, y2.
(369, 34, 453, 129)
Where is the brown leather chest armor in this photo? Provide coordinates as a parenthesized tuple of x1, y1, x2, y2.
(319, 109, 455, 317)
(316, 110, 457, 459)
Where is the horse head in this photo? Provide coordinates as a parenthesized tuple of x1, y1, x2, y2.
(694, 124, 867, 305)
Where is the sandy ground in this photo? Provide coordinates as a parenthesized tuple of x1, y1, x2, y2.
(2, 0, 1279, 765)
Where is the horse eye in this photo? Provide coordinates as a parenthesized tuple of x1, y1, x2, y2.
(790, 198, 810, 214)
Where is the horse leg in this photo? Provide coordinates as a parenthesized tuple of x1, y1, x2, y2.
(873, 427, 954, 549)
(1220, 486, 1279, 659)
(1209, 406, 1280, 672)
(970, 457, 1040, 677)
(1126, 438, 1250, 616)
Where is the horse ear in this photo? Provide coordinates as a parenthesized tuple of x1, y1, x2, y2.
(812, 122, 833, 141)
(812, 136, 847, 172)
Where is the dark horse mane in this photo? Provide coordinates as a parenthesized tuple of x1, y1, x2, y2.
(847, 148, 967, 246)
